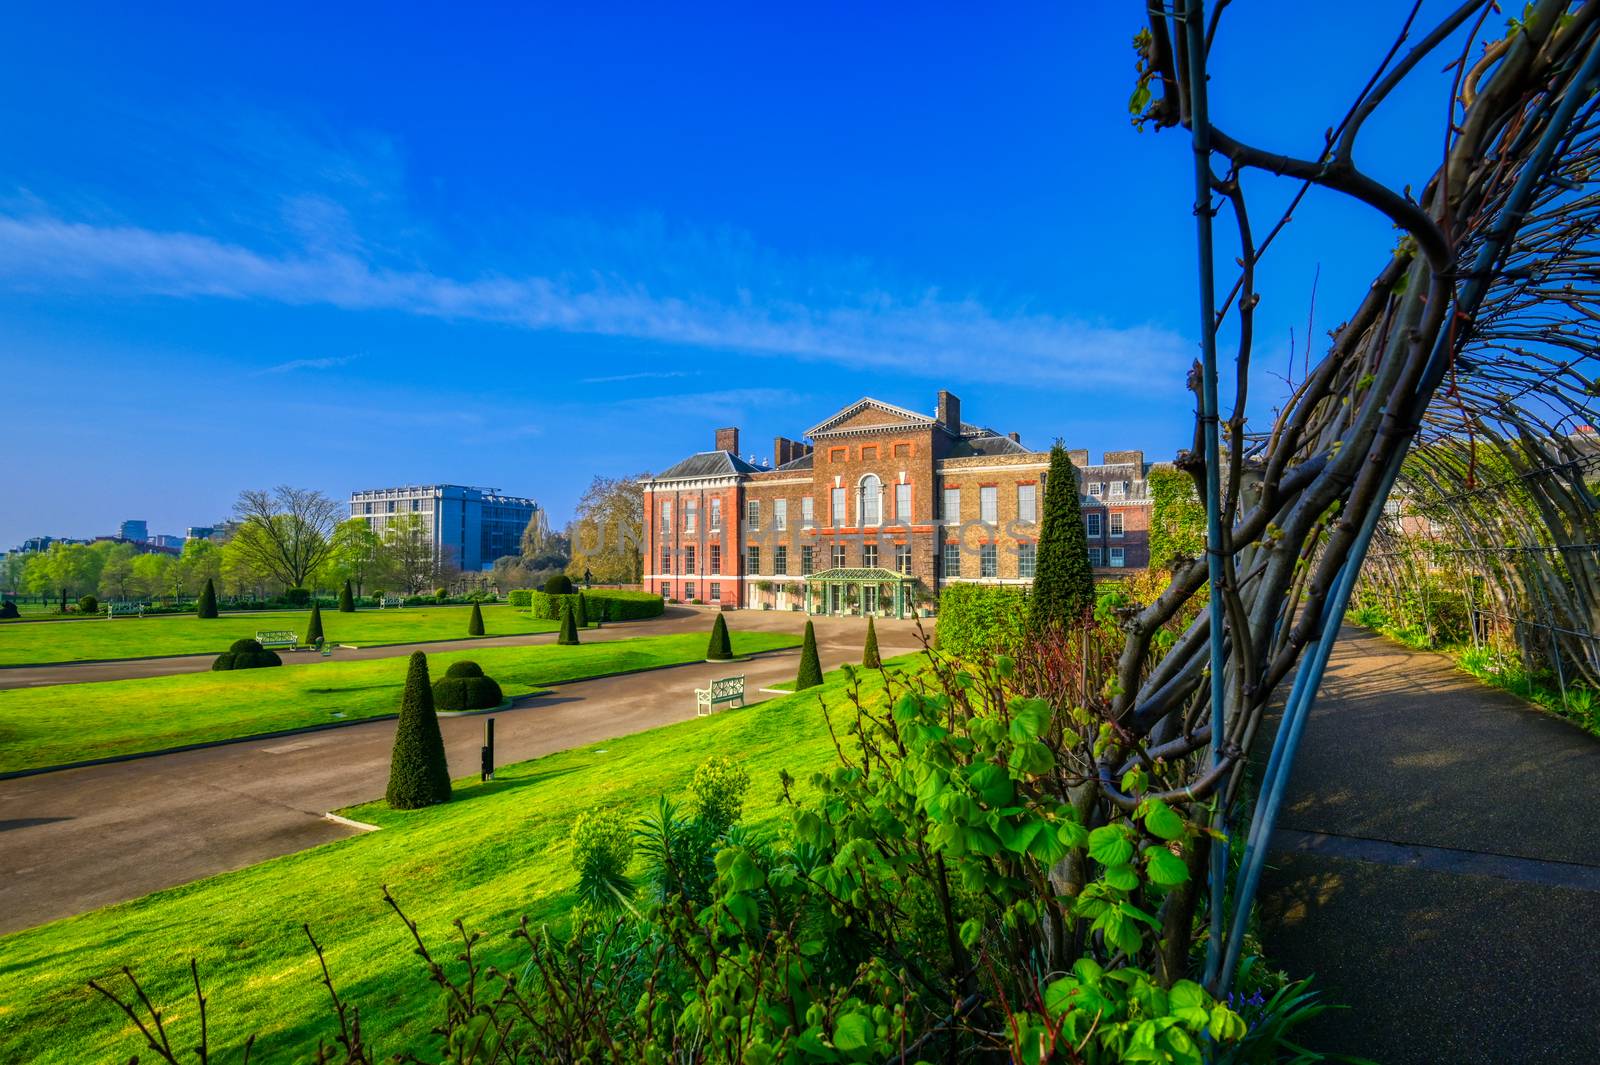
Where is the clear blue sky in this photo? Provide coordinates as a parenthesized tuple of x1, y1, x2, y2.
(0, 2, 1475, 545)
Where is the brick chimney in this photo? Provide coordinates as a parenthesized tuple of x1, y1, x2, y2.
(1007, 431, 1020, 444)
(773, 436, 807, 467)
(715, 427, 740, 454)
(936, 390, 962, 435)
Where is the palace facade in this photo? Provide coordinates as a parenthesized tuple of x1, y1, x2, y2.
(640, 391, 1153, 616)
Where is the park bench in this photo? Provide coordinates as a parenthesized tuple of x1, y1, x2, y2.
(105, 602, 145, 618)
(695, 675, 745, 717)
(256, 630, 299, 650)
(379, 596, 403, 609)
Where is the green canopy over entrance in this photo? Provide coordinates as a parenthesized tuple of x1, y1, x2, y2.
(804, 567, 913, 619)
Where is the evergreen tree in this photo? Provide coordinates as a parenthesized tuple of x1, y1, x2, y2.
(557, 599, 581, 645)
(197, 577, 218, 619)
(386, 652, 452, 809)
(468, 601, 485, 636)
(863, 615, 881, 668)
(574, 592, 588, 628)
(339, 579, 355, 613)
(305, 600, 325, 646)
(796, 620, 823, 690)
(707, 613, 733, 660)
(1029, 441, 1096, 633)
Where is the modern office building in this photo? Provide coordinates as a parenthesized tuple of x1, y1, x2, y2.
(640, 389, 1154, 615)
(348, 485, 539, 572)
(119, 519, 148, 542)
(150, 534, 185, 550)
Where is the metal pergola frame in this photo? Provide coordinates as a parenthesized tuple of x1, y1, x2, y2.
(803, 567, 913, 619)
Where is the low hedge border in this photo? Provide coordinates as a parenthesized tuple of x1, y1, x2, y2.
(513, 589, 664, 621)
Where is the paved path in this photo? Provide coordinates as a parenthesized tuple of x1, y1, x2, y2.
(1259, 627, 1600, 1065)
(0, 612, 927, 933)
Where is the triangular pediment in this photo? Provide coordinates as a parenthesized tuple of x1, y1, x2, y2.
(806, 397, 935, 438)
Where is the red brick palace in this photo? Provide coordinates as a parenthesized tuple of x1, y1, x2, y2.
(640, 391, 1153, 615)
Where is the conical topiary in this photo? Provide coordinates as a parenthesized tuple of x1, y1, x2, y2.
(386, 652, 452, 809)
(707, 613, 733, 660)
(339, 579, 355, 613)
(197, 577, 218, 619)
(557, 599, 580, 645)
(574, 592, 588, 628)
(468, 601, 485, 636)
(796, 620, 822, 690)
(305, 601, 324, 646)
(863, 616, 881, 668)
(1029, 441, 1096, 634)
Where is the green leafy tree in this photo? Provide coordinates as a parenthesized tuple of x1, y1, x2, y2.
(557, 600, 580, 645)
(862, 615, 881, 668)
(385, 652, 452, 809)
(1148, 467, 1207, 569)
(339, 579, 355, 613)
(231, 486, 340, 591)
(328, 518, 384, 597)
(707, 613, 733, 660)
(566, 473, 646, 584)
(468, 601, 485, 636)
(178, 538, 223, 596)
(1029, 441, 1096, 632)
(796, 620, 822, 689)
(197, 577, 219, 618)
(305, 601, 325, 646)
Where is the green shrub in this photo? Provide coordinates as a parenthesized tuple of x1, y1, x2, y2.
(863, 615, 881, 668)
(937, 583, 1027, 661)
(338, 580, 355, 613)
(78, 595, 99, 615)
(690, 755, 750, 835)
(305, 601, 324, 646)
(285, 587, 311, 607)
(707, 613, 733, 660)
(796, 620, 822, 689)
(569, 810, 633, 911)
(431, 659, 504, 711)
(574, 592, 588, 627)
(545, 573, 575, 595)
(0, 600, 18, 620)
(211, 638, 283, 671)
(468, 601, 485, 636)
(197, 578, 218, 619)
(1029, 441, 1095, 632)
(386, 652, 452, 809)
(1148, 466, 1207, 569)
(506, 589, 533, 609)
(557, 600, 580, 645)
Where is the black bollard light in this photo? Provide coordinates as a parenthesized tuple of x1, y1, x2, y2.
(481, 717, 495, 782)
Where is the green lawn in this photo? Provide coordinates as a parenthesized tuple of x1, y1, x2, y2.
(0, 604, 557, 666)
(0, 631, 800, 774)
(0, 660, 909, 1064)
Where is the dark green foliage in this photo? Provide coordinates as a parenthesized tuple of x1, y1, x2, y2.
(432, 659, 504, 711)
(211, 638, 283, 671)
(518, 589, 664, 620)
(78, 595, 99, 615)
(1029, 441, 1096, 632)
(557, 600, 580, 645)
(1148, 466, 1208, 569)
(197, 578, 218, 619)
(707, 613, 733, 660)
(468, 601, 485, 636)
(0, 600, 18, 619)
(545, 573, 575, 595)
(937, 584, 1027, 660)
(435, 587, 449, 602)
(386, 652, 452, 809)
(338, 579, 355, 613)
(285, 587, 311, 607)
(863, 615, 881, 668)
(796, 620, 822, 689)
(574, 592, 588, 627)
(305, 601, 324, 646)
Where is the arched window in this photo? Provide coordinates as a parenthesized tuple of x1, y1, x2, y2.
(859, 474, 882, 527)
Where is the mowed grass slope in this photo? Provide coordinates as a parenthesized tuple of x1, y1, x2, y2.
(0, 631, 799, 773)
(0, 604, 556, 666)
(0, 661, 914, 1064)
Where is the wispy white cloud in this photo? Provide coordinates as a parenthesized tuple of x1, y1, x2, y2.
(580, 369, 699, 385)
(0, 213, 1189, 391)
(255, 354, 359, 375)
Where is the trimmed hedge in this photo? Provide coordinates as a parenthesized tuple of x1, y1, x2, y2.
(338, 580, 355, 613)
(305, 602, 324, 646)
(285, 588, 311, 607)
(386, 652, 452, 809)
(211, 637, 283, 671)
(936, 583, 1028, 661)
(0, 601, 18, 620)
(468, 601, 485, 635)
(78, 595, 99, 615)
(197, 578, 218, 619)
(796, 621, 822, 690)
(517, 589, 664, 621)
(863, 616, 881, 668)
(545, 573, 575, 595)
(432, 659, 504, 711)
(557, 600, 580, 645)
(707, 613, 733, 660)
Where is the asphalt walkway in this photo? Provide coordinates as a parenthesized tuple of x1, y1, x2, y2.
(1259, 627, 1600, 1065)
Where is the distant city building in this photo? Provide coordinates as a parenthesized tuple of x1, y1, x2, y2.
(185, 526, 215, 541)
(119, 519, 148, 542)
(348, 485, 539, 572)
(150, 534, 184, 550)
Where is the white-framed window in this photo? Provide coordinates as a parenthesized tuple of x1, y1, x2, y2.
(684, 500, 697, 534)
(942, 541, 961, 578)
(1110, 481, 1127, 500)
(801, 495, 814, 528)
(1017, 484, 1037, 523)
(1110, 512, 1125, 538)
(684, 545, 696, 573)
(863, 543, 879, 568)
(1088, 481, 1102, 498)
(943, 487, 961, 525)
(1018, 542, 1037, 578)
(746, 499, 760, 530)
(980, 543, 997, 577)
(860, 474, 883, 526)
(774, 498, 787, 531)
(980, 486, 998, 525)
(832, 486, 846, 527)
(710, 497, 722, 531)
(801, 545, 815, 575)
(775, 545, 788, 574)
(1110, 546, 1125, 567)
(709, 544, 721, 572)
(1089, 546, 1103, 566)
(710, 582, 721, 602)
(746, 545, 760, 573)
(895, 482, 912, 522)
(831, 543, 847, 569)
(660, 547, 671, 574)
(894, 543, 912, 574)
(661, 500, 673, 535)
(685, 581, 696, 600)
(1086, 512, 1102, 537)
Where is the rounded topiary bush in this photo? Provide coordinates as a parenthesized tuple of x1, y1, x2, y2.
(431, 659, 504, 711)
(212, 637, 283, 671)
(0, 600, 18, 619)
(545, 573, 575, 595)
(78, 595, 100, 615)
(285, 587, 311, 607)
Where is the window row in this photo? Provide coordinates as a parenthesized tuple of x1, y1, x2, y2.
(1083, 511, 1125, 538)
(936, 542, 1037, 580)
(940, 483, 1036, 526)
(825, 442, 915, 463)
(1088, 546, 1125, 567)
(1085, 480, 1139, 500)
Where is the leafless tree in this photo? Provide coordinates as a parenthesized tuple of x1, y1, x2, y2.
(231, 486, 341, 591)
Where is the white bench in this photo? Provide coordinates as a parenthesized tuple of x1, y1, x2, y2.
(256, 630, 299, 650)
(695, 675, 745, 717)
(105, 602, 144, 618)
(379, 596, 403, 609)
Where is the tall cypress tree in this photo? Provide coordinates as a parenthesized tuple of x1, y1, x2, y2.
(707, 613, 733, 660)
(305, 600, 325, 646)
(574, 592, 588, 628)
(468, 601, 485, 636)
(1028, 441, 1096, 633)
(796, 620, 823, 690)
(339, 579, 356, 613)
(862, 615, 881, 668)
(386, 652, 452, 809)
(197, 577, 218, 619)
(557, 599, 581, 645)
